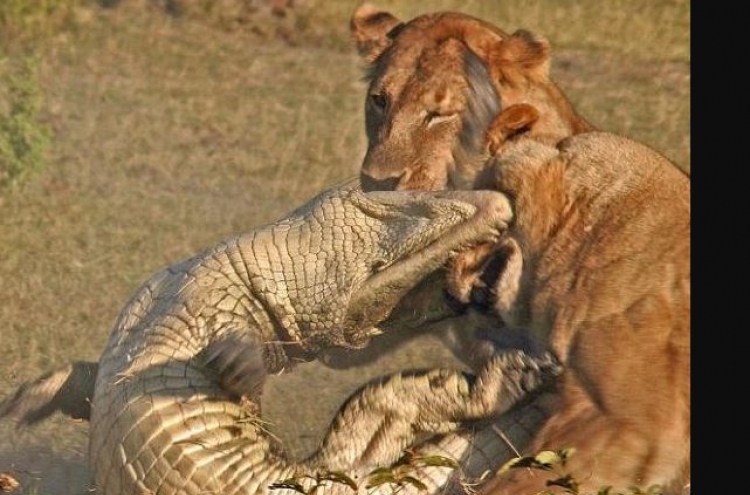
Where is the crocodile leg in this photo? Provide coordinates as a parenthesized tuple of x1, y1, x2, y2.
(307, 350, 560, 473)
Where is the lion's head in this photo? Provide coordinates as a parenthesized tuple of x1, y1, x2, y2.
(351, 4, 594, 192)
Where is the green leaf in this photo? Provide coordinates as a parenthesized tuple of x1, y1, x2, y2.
(558, 448, 577, 461)
(497, 456, 526, 475)
(644, 485, 665, 495)
(319, 471, 359, 491)
(366, 471, 397, 488)
(368, 467, 394, 476)
(497, 455, 550, 475)
(416, 455, 459, 469)
(534, 450, 564, 467)
(401, 476, 428, 491)
(269, 479, 307, 494)
(546, 474, 579, 492)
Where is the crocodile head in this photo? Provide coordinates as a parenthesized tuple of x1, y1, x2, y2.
(270, 185, 513, 355)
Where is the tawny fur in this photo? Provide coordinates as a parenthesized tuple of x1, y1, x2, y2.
(351, 6, 689, 494)
(471, 132, 690, 495)
(352, 4, 594, 194)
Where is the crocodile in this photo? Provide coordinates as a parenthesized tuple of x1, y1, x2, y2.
(1, 184, 560, 495)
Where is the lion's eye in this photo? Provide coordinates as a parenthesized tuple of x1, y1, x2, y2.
(424, 111, 455, 128)
(369, 93, 388, 113)
(424, 111, 440, 123)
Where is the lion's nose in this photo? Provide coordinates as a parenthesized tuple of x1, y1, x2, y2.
(359, 172, 403, 192)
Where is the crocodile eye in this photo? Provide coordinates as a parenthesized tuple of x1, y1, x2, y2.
(369, 93, 388, 113)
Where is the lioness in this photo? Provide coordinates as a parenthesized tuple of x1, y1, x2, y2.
(350, 5, 690, 495)
(473, 132, 689, 495)
(351, 4, 594, 193)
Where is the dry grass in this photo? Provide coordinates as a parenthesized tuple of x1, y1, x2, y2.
(0, 1, 689, 493)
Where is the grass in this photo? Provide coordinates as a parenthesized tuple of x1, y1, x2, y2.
(0, 54, 52, 190)
(0, 1, 689, 494)
(0, 0, 82, 45)
(305, 0, 690, 62)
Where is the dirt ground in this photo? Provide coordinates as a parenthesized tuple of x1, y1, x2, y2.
(0, 331, 463, 494)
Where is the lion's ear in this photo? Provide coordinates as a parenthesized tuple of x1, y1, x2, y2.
(486, 104, 540, 154)
(350, 4, 404, 61)
(460, 23, 506, 61)
(490, 29, 551, 84)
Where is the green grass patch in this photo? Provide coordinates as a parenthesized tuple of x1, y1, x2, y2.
(0, 0, 84, 45)
(0, 54, 52, 190)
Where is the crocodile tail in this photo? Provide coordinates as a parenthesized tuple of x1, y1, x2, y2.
(0, 360, 98, 427)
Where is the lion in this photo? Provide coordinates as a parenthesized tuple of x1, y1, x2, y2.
(350, 5, 690, 495)
(351, 3, 595, 193)
(470, 131, 689, 495)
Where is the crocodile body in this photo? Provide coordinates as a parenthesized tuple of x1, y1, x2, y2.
(1, 185, 560, 495)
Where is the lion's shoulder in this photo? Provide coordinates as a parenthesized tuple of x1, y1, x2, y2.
(558, 131, 689, 183)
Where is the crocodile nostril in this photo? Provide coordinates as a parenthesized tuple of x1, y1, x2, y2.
(360, 172, 403, 192)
